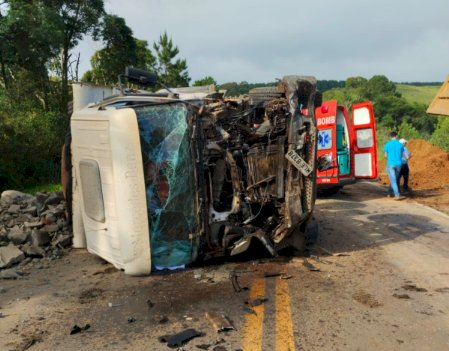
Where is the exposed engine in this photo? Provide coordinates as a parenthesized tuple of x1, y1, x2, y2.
(191, 76, 319, 257)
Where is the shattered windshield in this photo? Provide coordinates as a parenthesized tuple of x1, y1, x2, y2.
(135, 103, 196, 268)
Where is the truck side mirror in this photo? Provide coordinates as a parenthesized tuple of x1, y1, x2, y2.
(125, 67, 158, 87)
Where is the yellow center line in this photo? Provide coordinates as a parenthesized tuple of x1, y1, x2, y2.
(276, 278, 296, 351)
(242, 278, 266, 351)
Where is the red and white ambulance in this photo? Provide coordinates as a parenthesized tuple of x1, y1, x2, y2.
(315, 100, 378, 195)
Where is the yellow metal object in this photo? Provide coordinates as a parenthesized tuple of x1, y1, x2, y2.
(427, 76, 449, 116)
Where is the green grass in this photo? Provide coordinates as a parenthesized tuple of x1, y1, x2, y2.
(396, 84, 440, 105)
(19, 183, 62, 195)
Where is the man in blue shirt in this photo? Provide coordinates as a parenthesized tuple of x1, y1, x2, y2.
(384, 132, 405, 200)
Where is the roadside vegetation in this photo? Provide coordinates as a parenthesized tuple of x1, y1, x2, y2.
(0, 1, 447, 193)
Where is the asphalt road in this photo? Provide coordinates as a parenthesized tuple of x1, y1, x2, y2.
(1, 182, 449, 351)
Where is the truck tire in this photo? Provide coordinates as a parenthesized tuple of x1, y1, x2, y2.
(61, 133, 72, 222)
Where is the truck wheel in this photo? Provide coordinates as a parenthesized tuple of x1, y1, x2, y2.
(288, 216, 319, 253)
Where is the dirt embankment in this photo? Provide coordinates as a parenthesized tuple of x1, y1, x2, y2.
(379, 139, 449, 190)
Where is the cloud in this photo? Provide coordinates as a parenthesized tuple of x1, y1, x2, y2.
(76, 0, 449, 83)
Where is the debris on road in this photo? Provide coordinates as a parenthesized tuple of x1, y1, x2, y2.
(154, 314, 168, 324)
(159, 328, 203, 348)
(127, 317, 136, 323)
(303, 258, 320, 272)
(230, 271, 248, 293)
(393, 293, 411, 299)
(70, 324, 91, 335)
(146, 299, 155, 308)
(0, 268, 24, 279)
(402, 284, 427, 292)
(205, 311, 234, 332)
(435, 287, 449, 293)
(243, 306, 257, 315)
(263, 271, 283, 278)
(107, 302, 123, 308)
(245, 297, 268, 307)
(353, 290, 383, 308)
(78, 288, 104, 304)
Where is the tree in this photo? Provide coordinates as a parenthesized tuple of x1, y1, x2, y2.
(364, 75, 398, 100)
(345, 76, 368, 89)
(430, 118, 449, 151)
(48, 0, 104, 115)
(0, 1, 62, 109)
(193, 76, 216, 87)
(398, 121, 421, 140)
(153, 32, 190, 88)
(82, 15, 155, 86)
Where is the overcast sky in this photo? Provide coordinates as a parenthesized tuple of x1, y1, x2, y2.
(76, 0, 449, 84)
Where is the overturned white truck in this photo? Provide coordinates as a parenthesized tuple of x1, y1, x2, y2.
(67, 69, 320, 275)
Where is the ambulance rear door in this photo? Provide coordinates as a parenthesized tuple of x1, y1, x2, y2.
(351, 101, 378, 179)
(315, 100, 339, 184)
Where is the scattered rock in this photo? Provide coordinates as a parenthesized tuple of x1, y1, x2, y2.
(43, 213, 57, 225)
(0, 268, 23, 279)
(40, 192, 64, 213)
(22, 205, 37, 216)
(435, 287, 449, 293)
(0, 244, 25, 268)
(7, 204, 21, 214)
(22, 243, 45, 258)
(154, 314, 168, 324)
(42, 224, 60, 234)
(402, 284, 427, 292)
(52, 234, 72, 248)
(30, 229, 50, 247)
(7, 226, 29, 245)
(1, 190, 33, 204)
(0, 189, 72, 271)
(393, 293, 411, 299)
(70, 324, 91, 335)
(24, 221, 44, 229)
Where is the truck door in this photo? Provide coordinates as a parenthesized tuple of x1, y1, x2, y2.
(315, 100, 338, 184)
(351, 102, 378, 179)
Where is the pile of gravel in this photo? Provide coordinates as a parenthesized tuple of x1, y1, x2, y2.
(0, 190, 72, 278)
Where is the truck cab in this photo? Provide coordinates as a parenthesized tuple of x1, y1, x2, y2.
(68, 71, 320, 275)
(315, 100, 378, 195)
